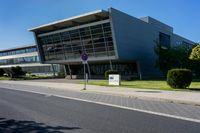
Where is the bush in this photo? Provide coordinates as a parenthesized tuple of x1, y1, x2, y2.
(30, 74, 36, 77)
(8, 66, 26, 78)
(0, 68, 5, 76)
(57, 72, 65, 78)
(104, 70, 119, 79)
(167, 69, 192, 89)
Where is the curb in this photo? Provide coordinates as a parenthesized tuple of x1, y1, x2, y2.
(1, 81, 200, 106)
(81, 89, 200, 106)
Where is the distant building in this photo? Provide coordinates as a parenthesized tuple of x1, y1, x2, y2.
(29, 8, 194, 79)
(0, 44, 60, 76)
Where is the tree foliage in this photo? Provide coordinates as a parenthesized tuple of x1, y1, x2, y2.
(155, 42, 199, 76)
(189, 44, 200, 61)
(0, 68, 5, 76)
(5, 66, 26, 78)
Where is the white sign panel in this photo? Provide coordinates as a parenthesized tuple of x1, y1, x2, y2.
(109, 74, 121, 86)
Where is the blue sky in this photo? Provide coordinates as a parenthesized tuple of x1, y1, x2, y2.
(0, 0, 199, 49)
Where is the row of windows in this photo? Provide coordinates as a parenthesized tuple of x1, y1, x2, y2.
(22, 65, 59, 73)
(38, 22, 115, 61)
(68, 63, 137, 75)
(0, 56, 39, 65)
(0, 47, 37, 57)
(39, 23, 111, 45)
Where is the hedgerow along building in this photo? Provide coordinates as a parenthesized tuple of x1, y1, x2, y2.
(29, 8, 193, 79)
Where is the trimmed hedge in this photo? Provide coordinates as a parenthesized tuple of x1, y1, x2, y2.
(104, 70, 119, 79)
(58, 72, 65, 78)
(167, 69, 192, 89)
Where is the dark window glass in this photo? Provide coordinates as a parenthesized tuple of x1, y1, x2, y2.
(37, 22, 115, 61)
(51, 34, 61, 43)
(91, 25, 102, 30)
(159, 32, 171, 48)
(61, 32, 70, 42)
(0, 47, 37, 57)
(0, 56, 39, 65)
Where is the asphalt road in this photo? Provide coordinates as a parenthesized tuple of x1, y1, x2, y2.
(0, 87, 199, 133)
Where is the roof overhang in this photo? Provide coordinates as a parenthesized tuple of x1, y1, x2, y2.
(29, 9, 109, 34)
(0, 44, 36, 53)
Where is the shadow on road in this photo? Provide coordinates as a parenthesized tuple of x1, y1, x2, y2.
(0, 118, 81, 133)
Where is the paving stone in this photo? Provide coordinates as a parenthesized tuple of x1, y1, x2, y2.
(0, 82, 200, 120)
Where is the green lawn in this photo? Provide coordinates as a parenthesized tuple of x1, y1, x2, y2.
(0, 75, 53, 81)
(0, 76, 11, 80)
(86, 80, 200, 91)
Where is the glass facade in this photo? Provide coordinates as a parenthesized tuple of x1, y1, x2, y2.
(0, 47, 37, 57)
(22, 65, 56, 73)
(0, 56, 39, 65)
(38, 21, 115, 61)
(67, 63, 137, 76)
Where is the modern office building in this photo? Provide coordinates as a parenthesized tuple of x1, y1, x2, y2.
(0, 44, 60, 76)
(29, 8, 194, 79)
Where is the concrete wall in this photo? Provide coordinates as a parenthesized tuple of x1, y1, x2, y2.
(140, 16, 173, 33)
(171, 33, 194, 47)
(109, 8, 162, 78)
(109, 8, 194, 78)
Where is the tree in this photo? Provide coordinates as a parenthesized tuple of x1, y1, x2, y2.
(189, 44, 200, 61)
(154, 41, 197, 75)
(6, 66, 26, 78)
(189, 44, 200, 77)
(0, 68, 5, 76)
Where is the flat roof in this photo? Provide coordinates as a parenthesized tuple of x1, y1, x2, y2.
(29, 9, 109, 33)
(0, 44, 36, 53)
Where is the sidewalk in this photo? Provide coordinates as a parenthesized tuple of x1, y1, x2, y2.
(1, 80, 200, 106)
(1, 80, 200, 121)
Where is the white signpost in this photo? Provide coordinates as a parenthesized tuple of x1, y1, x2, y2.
(109, 74, 121, 86)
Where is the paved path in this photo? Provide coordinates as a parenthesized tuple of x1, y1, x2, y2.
(0, 80, 200, 122)
(1, 80, 200, 105)
(0, 88, 200, 133)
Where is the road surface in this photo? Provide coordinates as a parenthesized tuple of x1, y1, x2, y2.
(0, 87, 199, 133)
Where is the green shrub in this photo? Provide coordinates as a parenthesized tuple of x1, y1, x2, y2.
(104, 70, 119, 79)
(167, 69, 192, 89)
(0, 68, 5, 76)
(8, 66, 26, 78)
(30, 74, 36, 77)
(58, 72, 65, 78)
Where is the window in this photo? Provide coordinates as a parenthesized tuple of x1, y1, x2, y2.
(182, 41, 192, 46)
(159, 32, 171, 48)
(0, 47, 37, 57)
(38, 22, 115, 61)
(0, 56, 39, 65)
